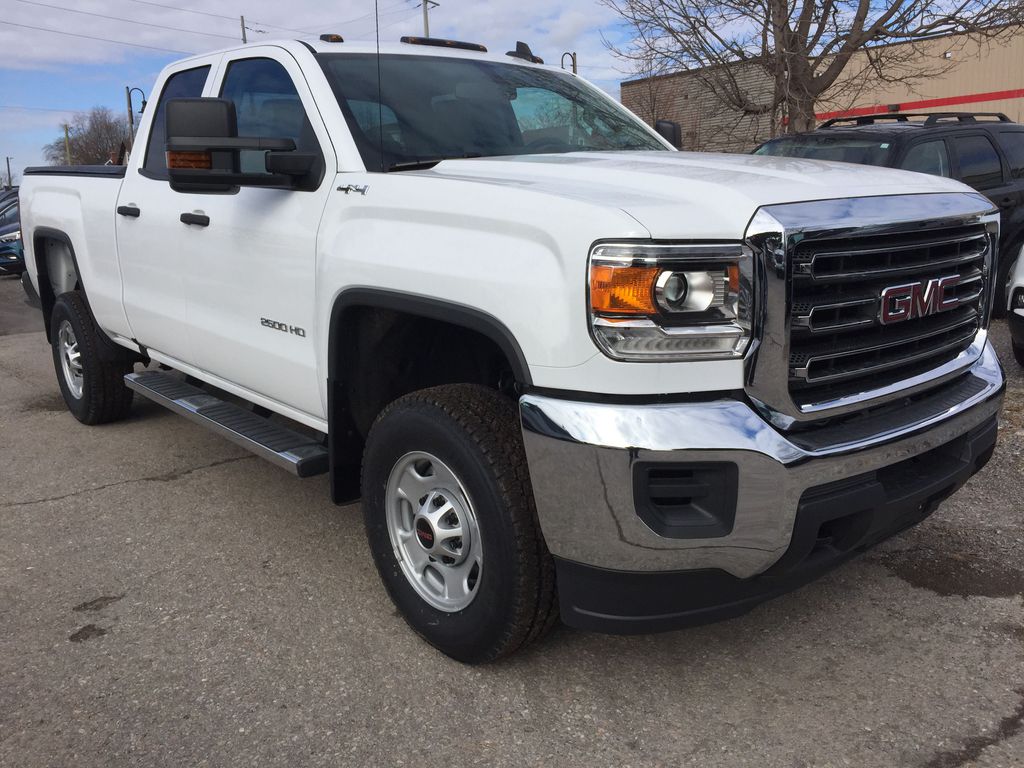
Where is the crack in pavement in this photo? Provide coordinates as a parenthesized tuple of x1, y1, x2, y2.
(1, 455, 255, 508)
(922, 688, 1024, 768)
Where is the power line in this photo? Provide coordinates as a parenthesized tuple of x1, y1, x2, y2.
(14, 0, 238, 41)
(0, 104, 78, 112)
(121, 0, 311, 35)
(0, 19, 194, 54)
(319, 0, 411, 31)
(376, 8, 421, 33)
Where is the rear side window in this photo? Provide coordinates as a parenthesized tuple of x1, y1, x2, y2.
(900, 140, 950, 177)
(953, 135, 1003, 188)
(219, 57, 321, 175)
(143, 66, 210, 178)
(997, 131, 1024, 179)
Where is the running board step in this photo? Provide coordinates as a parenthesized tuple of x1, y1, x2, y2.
(125, 371, 328, 478)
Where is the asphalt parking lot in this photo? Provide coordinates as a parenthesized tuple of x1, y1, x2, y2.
(1, 273, 1023, 768)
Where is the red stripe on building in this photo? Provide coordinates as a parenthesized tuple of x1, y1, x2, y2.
(815, 87, 1024, 121)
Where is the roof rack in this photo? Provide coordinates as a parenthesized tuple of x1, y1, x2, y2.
(400, 36, 487, 53)
(921, 111, 1012, 125)
(819, 111, 1012, 128)
(506, 41, 543, 64)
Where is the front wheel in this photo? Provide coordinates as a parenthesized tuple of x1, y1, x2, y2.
(50, 291, 134, 424)
(362, 384, 557, 663)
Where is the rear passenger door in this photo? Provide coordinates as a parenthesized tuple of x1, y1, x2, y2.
(950, 133, 1018, 243)
(993, 129, 1024, 250)
(117, 62, 213, 363)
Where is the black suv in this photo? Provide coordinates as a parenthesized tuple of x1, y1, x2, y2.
(754, 112, 1024, 315)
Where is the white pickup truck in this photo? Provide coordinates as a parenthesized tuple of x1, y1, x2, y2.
(21, 36, 1006, 662)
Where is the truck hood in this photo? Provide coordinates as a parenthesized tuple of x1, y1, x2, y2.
(425, 151, 972, 239)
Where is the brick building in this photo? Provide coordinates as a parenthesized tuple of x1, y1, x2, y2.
(620, 29, 1024, 153)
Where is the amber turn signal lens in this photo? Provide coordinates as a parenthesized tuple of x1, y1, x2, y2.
(590, 264, 659, 315)
(166, 150, 212, 170)
(727, 264, 740, 292)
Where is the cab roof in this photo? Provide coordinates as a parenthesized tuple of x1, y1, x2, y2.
(173, 36, 565, 74)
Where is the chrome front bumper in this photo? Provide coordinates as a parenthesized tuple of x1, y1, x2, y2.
(520, 341, 1004, 579)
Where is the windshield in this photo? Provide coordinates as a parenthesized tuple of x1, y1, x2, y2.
(754, 134, 893, 166)
(317, 53, 666, 171)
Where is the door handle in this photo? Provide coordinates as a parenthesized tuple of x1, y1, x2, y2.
(117, 205, 140, 218)
(180, 212, 210, 227)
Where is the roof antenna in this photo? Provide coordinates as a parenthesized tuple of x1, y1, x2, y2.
(375, 0, 383, 172)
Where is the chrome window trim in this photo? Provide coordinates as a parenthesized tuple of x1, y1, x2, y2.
(743, 192, 999, 430)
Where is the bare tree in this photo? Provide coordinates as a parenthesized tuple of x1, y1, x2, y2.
(43, 107, 129, 165)
(628, 49, 674, 126)
(605, 1, 1024, 133)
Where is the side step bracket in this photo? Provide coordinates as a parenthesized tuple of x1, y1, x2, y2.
(125, 371, 328, 477)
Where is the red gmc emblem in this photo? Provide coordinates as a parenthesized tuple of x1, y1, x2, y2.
(879, 274, 962, 325)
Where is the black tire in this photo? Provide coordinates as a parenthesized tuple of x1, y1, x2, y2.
(362, 384, 557, 663)
(50, 291, 134, 425)
(1014, 341, 1024, 367)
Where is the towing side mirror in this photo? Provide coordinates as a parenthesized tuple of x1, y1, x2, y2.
(654, 119, 682, 149)
(165, 98, 319, 192)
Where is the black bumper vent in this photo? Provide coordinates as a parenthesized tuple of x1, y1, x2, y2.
(632, 462, 738, 539)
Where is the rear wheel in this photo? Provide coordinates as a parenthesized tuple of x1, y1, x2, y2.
(362, 384, 557, 663)
(50, 291, 134, 424)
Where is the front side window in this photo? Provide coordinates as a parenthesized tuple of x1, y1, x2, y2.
(220, 57, 322, 175)
(953, 135, 1003, 188)
(143, 65, 210, 178)
(318, 54, 665, 171)
(900, 140, 950, 177)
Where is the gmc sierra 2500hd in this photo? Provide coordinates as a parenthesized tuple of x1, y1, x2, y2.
(21, 36, 1005, 663)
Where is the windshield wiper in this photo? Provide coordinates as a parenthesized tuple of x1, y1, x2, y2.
(386, 153, 482, 172)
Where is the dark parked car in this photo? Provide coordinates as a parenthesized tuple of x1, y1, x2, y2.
(0, 199, 24, 276)
(754, 112, 1024, 314)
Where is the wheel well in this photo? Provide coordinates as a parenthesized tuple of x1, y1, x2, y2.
(32, 230, 80, 338)
(340, 306, 519, 435)
(327, 293, 530, 503)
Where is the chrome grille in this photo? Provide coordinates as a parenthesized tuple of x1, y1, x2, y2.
(788, 224, 989, 406)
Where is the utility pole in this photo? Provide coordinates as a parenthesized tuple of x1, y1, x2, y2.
(4, 157, 11, 189)
(420, 1, 438, 37)
(240, 15, 247, 43)
(63, 123, 71, 165)
(125, 86, 136, 152)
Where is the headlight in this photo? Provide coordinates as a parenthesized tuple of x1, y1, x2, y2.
(0, 230, 21, 243)
(588, 243, 754, 361)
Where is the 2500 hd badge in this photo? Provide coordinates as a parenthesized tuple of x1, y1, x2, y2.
(261, 317, 306, 337)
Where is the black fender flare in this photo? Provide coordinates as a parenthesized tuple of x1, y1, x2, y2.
(325, 287, 532, 503)
(327, 288, 531, 385)
(31, 226, 135, 362)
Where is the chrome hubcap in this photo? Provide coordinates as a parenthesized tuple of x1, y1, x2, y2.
(58, 320, 84, 399)
(386, 451, 482, 612)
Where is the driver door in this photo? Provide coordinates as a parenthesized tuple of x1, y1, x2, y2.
(176, 49, 336, 420)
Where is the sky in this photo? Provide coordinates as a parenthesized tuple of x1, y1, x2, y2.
(0, 0, 636, 178)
